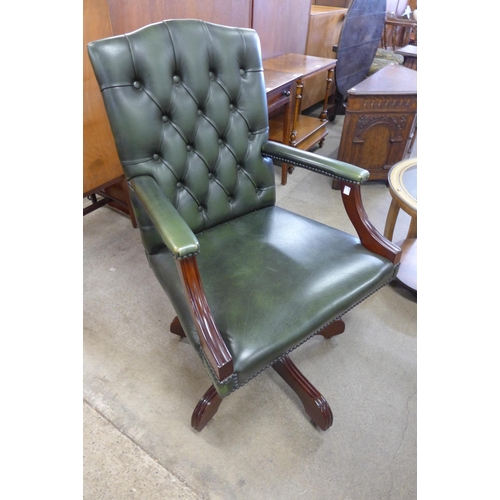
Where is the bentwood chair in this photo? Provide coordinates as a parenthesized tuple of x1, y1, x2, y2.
(88, 19, 401, 432)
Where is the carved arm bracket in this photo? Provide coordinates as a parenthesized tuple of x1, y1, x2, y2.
(176, 256, 234, 381)
(341, 183, 401, 264)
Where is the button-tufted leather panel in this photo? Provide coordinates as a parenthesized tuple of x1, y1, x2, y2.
(88, 20, 276, 252)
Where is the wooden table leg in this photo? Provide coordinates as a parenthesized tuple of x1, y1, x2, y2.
(384, 198, 400, 241)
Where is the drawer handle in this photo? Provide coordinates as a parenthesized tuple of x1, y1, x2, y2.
(282, 90, 291, 97)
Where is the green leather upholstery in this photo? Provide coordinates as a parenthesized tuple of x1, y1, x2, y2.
(88, 19, 398, 400)
(149, 205, 396, 396)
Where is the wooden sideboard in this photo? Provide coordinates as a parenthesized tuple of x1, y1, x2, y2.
(336, 64, 417, 182)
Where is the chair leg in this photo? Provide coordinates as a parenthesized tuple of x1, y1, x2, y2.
(272, 355, 333, 431)
(170, 316, 186, 338)
(316, 319, 345, 339)
(191, 385, 223, 431)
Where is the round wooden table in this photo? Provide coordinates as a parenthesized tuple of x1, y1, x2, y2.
(384, 158, 417, 292)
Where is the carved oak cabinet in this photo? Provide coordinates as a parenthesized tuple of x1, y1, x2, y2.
(337, 64, 417, 181)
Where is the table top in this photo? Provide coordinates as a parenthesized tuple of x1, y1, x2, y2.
(388, 158, 417, 212)
(395, 44, 417, 57)
(348, 64, 417, 96)
(263, 69, 296, 94)
(263, 53, 336, 78)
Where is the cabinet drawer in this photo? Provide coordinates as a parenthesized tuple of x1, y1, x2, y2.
(267, 83, 292, 114)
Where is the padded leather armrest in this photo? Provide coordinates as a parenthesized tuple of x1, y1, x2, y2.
(262, 141, 370, 184)
(129, 176, 200, 259)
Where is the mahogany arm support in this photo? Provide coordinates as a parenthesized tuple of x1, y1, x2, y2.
(129, 176, 234, 381)
(261, 142, 401, 264)
(341, 183, 401, 264)
(262, 140, 370, 184)
(176, 256, 234, 381)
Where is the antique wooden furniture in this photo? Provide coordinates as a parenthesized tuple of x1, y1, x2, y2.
(382, 17, 417, 51)
(305, 5, 348, 109)
(263, 54, 337, 184)
(306, 5, 347, 60)
(396, 44, 417, 70)
(334, 0, 386, 99)
(264, 70, 294, 185)
(384, 158, 417, 292)
(330, 0, 387, 118)
(336, 64, 417, 182)
(263, 53, 336, 120)
(88, 19, 400, 432)
(83, 0, 136, 225)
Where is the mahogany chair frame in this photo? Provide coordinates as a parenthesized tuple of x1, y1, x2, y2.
(171, 182, 400, 431)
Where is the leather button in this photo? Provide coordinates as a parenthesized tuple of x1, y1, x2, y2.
(197, 206, 203, 212)
(186, 145, 192, 152)
(236, 164, 241, 170)
(197, 109, 203, 116)
(209, 71, 214, 79)
(162, 115, 168, 123)
(227, 197, 232, 203)
(133, 81, 141, 89)
(153, 154, 159, 161)
(208, 173, 213, 179)
(229, 104, 234, 110)
(218, 138, 223, 145)
(240, 69, 245, 75)
(176, 182, 183, 189)
(173, 75, 180, 83)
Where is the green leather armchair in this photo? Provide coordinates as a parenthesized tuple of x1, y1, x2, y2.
(88, 19, 401, 432)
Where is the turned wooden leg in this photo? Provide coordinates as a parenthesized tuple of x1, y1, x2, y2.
(191, 385, 223, 431)
(383, 199, 400, 241)
(281, 164, 288, 185)
(170, 316, 186, 338)
(272, 355, 333, 431)
(407, 216, 417, 239)
(316, 319, 345, 339)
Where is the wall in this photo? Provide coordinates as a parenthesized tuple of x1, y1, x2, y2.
(106, 0, 253, 35)
(253, 0, 313, 59)
(386, 0, 410, 17)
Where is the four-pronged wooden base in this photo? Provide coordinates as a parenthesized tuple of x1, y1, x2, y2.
(171, 316, 343, 431)
(170, 316, 186, 338)
(191, 385, 223, 431)
(272, 355, 333, 430)
(316, 319, 345, 338)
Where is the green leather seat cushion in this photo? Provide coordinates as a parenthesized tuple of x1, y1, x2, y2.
(149, 206, 396, 395)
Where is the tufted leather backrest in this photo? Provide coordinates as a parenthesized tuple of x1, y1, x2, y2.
(88, 19, 276, 252)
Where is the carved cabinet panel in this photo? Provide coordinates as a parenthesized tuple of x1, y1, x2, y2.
(337, 65, 417, 180)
